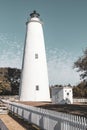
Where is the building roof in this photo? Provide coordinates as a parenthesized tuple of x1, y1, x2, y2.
(51, 85, 72, 89)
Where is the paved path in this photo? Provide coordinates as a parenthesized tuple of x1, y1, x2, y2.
(0, 115, 26, 130)
(0, 114, 40, 130)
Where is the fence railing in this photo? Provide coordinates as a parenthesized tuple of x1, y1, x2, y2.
(3, 101, 86, 130)
(73, 98, 87, 103)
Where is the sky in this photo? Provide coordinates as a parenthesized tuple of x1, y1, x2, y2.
(0, 0, 87, 85)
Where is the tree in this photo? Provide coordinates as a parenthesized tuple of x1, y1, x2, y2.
(0, 82, 11, 95)
(0, 67, 21, 95)
(7, 68, 21, 95)
(74, 48, 87, 80)
(73, 80, 87, 98)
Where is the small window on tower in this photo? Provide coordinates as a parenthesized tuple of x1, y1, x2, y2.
(67, 92, 69, 96)
(35, 54, 38, 59)
(36, 85, 39, 90)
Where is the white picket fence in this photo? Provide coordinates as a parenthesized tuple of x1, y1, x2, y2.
(73, 98, 87, 103)
(3, 101, 86, 130)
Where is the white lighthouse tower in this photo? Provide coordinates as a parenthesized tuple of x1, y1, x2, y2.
(19, 11, 50, 101)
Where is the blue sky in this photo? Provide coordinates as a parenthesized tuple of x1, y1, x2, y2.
(0, 0, 87, 85)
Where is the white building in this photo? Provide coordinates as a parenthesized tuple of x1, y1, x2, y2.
(19, 11, 50, 101)
(51, 86, 73, 104)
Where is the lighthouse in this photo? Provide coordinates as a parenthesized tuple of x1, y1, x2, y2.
(19, 11, 50, 101)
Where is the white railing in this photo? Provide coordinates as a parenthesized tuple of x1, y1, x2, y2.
(4, 101, 87, 130)
(73, 98, 87, 103)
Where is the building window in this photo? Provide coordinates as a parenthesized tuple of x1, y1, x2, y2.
(35, 54, 38, 59)
(67, 92, 69, 96)
(36, 85, 39, 90)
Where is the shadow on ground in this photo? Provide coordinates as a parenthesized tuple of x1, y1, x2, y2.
(8, 112, 41, 130)
(37, 104, 87, 117)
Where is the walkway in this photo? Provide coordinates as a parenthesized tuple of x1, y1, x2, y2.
(0, 115, 27, 130)
(0, 114, 40, 130)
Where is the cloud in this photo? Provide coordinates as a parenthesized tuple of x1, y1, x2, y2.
(0, 34, 80, 85)
(0, 33, 23, 68)
(47, 48, 81, 85)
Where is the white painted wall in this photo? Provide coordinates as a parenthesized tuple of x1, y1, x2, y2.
(51, 86, 73, 104)
(63, 87, 73, 104)
(19, 14, 50, 101)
